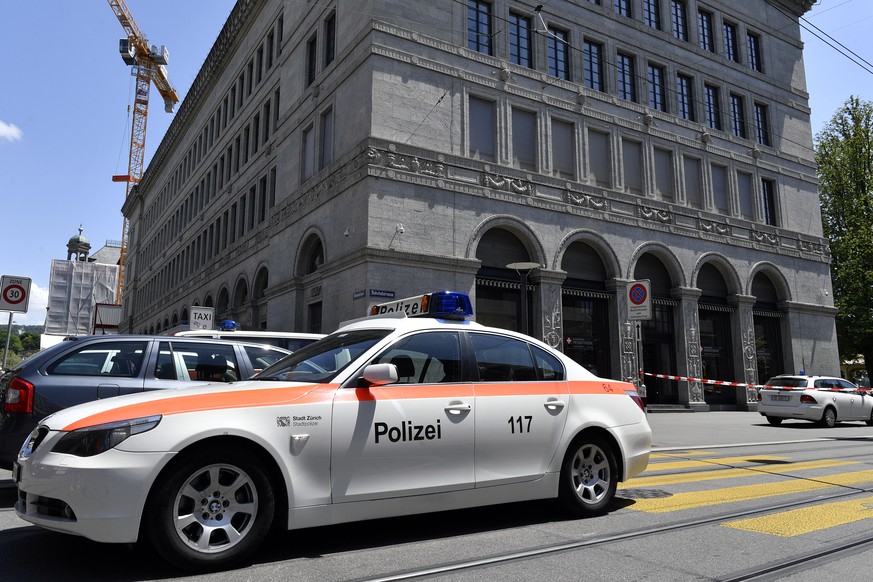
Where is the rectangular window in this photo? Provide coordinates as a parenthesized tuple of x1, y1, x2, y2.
(324, 12, 336, 67)
(754, 102, 771, 146)
(551, 119, 575, 180)
(677, 74, 695, 121)
(671, 0, 688, 41)
(302, 125, 315, 180)
(306, 35, 317, 85)
(548, 29, 570, 80)
(469, 96, 496, 162)
(256, 47, 263, 84)
(698, 10, 714, 52)
(583, 40, 604, 91)
(724, 22, 740, 62)
(730, 93, 746, 138)
(509, 13, 532, 68)
(319, 108, 333, 169)
(252, 115, 260, 154)
(737, 171, 754, 220)
(269, 167, 277, 208)
(248, 186, 256, 230)
(616, 53, 636, 102)
(644, 0, 661, 29)
(648, 64, 666, 112)
(247, 60, 254, 95)
(614, 0, 631, 17)
(762, 179, 778, 226)
(711, 164, 729, 213)
(684, 157, 702, 209)
(587, 129, 611, 188)
(266, 31, 274, 69)
(467, 0, 492, 55)
(622, 139, 643, 195)
(748, 32, 763, 72)
(704, 84, 721, 130)
(512, 108, 537, 171)
(277, 15, 283, 54)
(654, 148, 674, 202)
(258, 176, 267, 223)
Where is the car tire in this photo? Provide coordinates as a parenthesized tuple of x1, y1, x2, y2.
(867, 410, 873, 427)
(819, 407, 837, 428)
(558, 434, 617, 517)
(765, 416, 783, 426)
(144, 445, 275, 571)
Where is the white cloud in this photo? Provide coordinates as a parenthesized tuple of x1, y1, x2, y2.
(1, 282, 48, 326)
(0, 120, 23, 142)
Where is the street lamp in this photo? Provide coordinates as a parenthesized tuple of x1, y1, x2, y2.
(507, 262, 540, 336)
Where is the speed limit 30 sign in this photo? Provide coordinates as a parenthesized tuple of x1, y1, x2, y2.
(0, 275, 32, 313)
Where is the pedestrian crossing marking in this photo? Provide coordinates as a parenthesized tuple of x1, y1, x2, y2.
(643, 455, 786, 472)
(627, 469, 873, 513)
(621, 459, 857, 488)
(723, 496, 873, 536)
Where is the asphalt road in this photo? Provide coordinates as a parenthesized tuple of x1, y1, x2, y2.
(2, 412, 873, 581)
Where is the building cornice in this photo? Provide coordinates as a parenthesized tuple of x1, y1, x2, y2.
(767, 0, 816, 16)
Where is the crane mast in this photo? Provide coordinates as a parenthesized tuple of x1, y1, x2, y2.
(108, 0, 179, 304)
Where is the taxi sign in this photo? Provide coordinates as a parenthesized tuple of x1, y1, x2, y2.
(370, 291, 474, 320)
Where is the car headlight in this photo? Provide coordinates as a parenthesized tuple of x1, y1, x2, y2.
(51, 415, 162, 457)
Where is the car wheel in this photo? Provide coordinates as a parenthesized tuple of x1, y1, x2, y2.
(144, 446, 275, 571)
(819, 407, 837, 428)
(558, 434, 617, 517)
(766, 416, 783, 426)
(867, 410, 873, 427)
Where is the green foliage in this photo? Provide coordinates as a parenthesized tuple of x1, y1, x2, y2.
(816, 96, 873, 374)
(20, 331, 40, 351)
(0, 330, 23, 353)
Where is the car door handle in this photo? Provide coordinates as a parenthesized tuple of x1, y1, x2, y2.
(544, 398, 566, 411)
(445, 401, 472, 415)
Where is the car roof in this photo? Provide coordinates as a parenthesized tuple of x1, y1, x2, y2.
(58, 335, 291, 352)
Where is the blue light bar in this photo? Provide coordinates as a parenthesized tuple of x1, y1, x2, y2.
(219, 319, 238, 331)
(369, 291, 474, 320)
(426, 291, 474, 319)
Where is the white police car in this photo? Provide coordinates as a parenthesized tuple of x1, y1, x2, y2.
(13, 291, 651, 571)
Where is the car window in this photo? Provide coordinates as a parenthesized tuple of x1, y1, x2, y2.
(765, 377, 806, 388)
(243, 345, 287, 373)
(256, 330, 391, 383)
(532, 345, 565, 381)
(836, 379, 857, 390)
(371, 332, 462, 384)
(156, 341, 240, 382)
(47, 341, 148, 378)
(470, 332, 537, 382)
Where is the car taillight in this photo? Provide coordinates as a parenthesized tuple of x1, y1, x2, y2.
(799, 394, 818, 404)
(2, 377, 34, 413)
(757, 391, 762, 401)
(628, 392, 646, 413)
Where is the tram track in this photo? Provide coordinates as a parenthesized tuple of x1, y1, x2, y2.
(352, 463, 873, 581)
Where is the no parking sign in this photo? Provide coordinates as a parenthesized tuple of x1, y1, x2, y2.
(0, 275, 32, 313)
(627, 279, 651, 320)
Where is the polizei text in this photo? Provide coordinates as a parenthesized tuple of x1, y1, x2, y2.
(374, 419, 442, 443)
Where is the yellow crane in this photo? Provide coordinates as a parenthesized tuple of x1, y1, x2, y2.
(108, 0, 179, 303)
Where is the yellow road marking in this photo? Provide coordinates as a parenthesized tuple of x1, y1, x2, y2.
(628, 469, 873, 513)
(621, 459, 857, 488)
(641, 455, 785, 473)
(724, 496, 873, 536)
(650, 451, 712, 458)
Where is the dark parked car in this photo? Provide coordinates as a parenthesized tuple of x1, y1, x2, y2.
(0, 335, 290, 468)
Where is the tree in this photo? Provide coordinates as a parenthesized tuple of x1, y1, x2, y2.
(20, 331, 40, 351)
(816, 96, 873, 380)
(0, 330, 23, 353)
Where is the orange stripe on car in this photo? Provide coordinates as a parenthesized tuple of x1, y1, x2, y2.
(62, 384, 335, 431)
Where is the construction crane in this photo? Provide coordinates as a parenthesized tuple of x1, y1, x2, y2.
(108, 0, 179, 304)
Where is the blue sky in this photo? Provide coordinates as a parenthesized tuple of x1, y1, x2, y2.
(2, 0, 872, 326)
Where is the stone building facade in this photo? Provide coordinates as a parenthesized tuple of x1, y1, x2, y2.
(121, 0, 834, 410)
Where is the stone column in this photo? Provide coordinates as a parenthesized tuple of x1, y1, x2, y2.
(530, 269, 567, 350)
(730, 294, 759, 410)
(673, 286, 708, 411)
(607, 279, 641, 390)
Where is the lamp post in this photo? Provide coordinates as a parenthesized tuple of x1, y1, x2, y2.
(507, 262, 540, 336)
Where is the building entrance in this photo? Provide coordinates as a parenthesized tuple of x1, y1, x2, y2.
(699, 307, 735, 406)
(641, 302, 677, 404)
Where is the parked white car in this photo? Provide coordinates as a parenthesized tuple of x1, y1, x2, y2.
(757, 374, 873, 427)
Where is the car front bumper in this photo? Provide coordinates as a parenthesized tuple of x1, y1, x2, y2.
(14, 440, 173, 543)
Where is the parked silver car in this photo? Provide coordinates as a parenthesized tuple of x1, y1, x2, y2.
(757, 374, 873, 428)
(0, 335, 290, 467)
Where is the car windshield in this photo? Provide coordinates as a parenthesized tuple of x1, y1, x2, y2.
(765, 377, 807, 388)
(254, 329, 391, 383)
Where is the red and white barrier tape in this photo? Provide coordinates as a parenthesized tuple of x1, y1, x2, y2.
(642, 372, 765, 389)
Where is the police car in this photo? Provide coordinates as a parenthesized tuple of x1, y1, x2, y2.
(13, 291, 651, 571)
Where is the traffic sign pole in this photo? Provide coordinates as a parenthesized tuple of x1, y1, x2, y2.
(2, 312, 11, 370)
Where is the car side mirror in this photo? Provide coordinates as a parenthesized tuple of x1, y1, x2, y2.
(361, 363, 398, 387)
